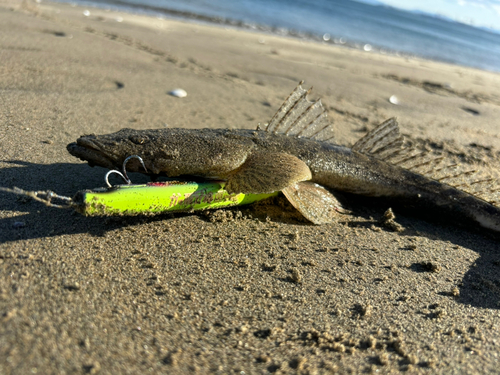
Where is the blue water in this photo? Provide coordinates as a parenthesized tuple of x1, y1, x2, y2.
(60, 0, 500, 73)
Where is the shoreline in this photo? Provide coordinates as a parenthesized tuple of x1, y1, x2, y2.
(50, 0, 500, 73)
(1, 1, 500, 374)
(53, 0, 421, 65)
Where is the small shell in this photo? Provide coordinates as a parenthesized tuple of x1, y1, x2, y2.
(83, 10, 90, 16)
(168, 88, 187, 98)
(389, 95, 399, 105)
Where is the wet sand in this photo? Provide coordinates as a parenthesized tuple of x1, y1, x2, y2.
(1, 0, 500, 373)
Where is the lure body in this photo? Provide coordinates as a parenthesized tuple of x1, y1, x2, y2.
(67, 84, 500, 231)
(0, 182, 278, 217)
(73, 181, 277, 216)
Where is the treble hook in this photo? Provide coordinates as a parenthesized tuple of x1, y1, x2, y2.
(104, 155, 148, 187)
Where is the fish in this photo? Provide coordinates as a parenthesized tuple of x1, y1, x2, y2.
(67, 82, 500, 232)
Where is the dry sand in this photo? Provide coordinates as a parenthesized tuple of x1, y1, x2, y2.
(1, 0, 500, 373)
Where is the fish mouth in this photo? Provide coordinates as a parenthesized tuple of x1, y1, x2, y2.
(67, 136, 117, 169)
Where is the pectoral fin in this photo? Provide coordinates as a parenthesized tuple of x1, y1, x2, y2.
(225, 152, 312, 194)
(282, 182, 350, 224)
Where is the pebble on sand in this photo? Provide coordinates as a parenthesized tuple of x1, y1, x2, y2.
(168, 88, 187, 98)
(389, 95, 399, 105)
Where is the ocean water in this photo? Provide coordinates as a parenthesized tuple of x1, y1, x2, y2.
(61, 0, 500, 73)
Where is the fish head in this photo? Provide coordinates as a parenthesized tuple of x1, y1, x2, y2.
(67, 129, 142, 171)
(67, 128, 252, 177)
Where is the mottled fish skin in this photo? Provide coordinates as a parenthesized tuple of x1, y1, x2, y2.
(67, 87, 500, 232)
(68, 128, 254, 177)
(68, 127, 401, 194)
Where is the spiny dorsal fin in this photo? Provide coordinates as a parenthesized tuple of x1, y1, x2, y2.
(262, 82, 334, 142)
(352, 118, 404, 160)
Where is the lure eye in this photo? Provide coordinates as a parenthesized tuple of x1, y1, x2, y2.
(129, 135, 150, 145)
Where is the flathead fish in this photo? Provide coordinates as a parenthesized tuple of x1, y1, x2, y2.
(67, 83, 500, 232)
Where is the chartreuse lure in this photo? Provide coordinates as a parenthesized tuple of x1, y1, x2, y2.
(0, 156, 278, 217)
(0, 181, 278, 216)
(77, 181, 277, 216)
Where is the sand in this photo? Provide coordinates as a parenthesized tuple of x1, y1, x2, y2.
(1, 0, 500, 373)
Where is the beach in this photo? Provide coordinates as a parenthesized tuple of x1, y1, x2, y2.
(1, 0, 500, 373)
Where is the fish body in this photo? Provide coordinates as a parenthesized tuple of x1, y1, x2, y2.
(69, 127, 403, 194)
(67, 84, 500, 232)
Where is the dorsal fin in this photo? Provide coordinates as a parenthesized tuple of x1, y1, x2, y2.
(386, 139, 500, 208)
(262, 82, 334, 142)
(419, 163, 500, 206)
(352, 118, 404, 160)
(264, 85, 500, 210)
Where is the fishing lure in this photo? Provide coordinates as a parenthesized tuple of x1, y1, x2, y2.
(0, 156, 278, 216)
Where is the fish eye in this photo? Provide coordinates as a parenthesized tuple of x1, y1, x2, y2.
(129, 135, 150, 145)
